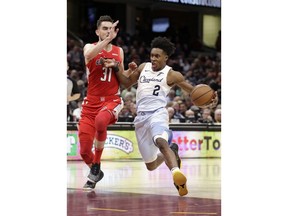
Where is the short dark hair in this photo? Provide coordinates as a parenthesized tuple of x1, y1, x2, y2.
(96, 15, 113, 28)
(151, 37, 175, 57)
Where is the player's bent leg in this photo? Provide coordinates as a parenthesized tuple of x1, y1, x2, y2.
(145, 161, 158, 171)
(155, 138, 178, 169)
(145, 154, 165, 171)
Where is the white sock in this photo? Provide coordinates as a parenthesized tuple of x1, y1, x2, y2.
(171, 167, 180, 173)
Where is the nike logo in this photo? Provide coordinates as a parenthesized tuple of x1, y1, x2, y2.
(157, 72, 164, 76)
(112, 53, 118, 56)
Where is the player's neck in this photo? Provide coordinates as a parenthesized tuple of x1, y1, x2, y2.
(103, 43, 112, 52)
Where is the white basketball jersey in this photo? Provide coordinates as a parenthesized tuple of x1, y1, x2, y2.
(136, 63, 172, 112)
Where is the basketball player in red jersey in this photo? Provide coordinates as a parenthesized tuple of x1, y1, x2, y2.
(78, 15, 133, 189)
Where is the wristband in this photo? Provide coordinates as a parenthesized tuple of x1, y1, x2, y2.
(113, 62, 119, 72)
(113, 66, 119, 72)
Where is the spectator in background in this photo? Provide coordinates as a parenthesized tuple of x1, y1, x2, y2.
(121, 86, 137, 99)
(185, 109, 196, 123)
(123, 91, 136, 104)
(67, 63, 81, 121)
(190, 106, 201, 121)
(69, 69, 79, 81)
(179, 58, 191, 74)
(172, 101, 186, 122)
(167, 107, 175, 123)
(77, 79, 86, 99)
(72, 99, 83, 122)
(118, 106, 133, 122)
(213, 108, 221, 124)
(179, 102, 187, 117)
(183, 95, 193, 111)
(198, 108, 214, 124)
(67, 45, 85, 70)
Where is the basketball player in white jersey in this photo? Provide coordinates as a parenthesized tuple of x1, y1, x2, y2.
(103, 36, 218, 196)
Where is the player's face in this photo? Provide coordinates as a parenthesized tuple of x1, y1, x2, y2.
(96, 21, 113, 41)
(150, 48, 168, 71)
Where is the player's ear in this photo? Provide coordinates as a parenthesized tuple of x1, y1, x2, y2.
(95, 29, 99, 36)
(165, 55, 168, 61)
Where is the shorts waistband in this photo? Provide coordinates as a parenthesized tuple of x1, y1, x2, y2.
(137, 107, 164, 116)
(85, 95, 120, 102)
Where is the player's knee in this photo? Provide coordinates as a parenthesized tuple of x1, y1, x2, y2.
(95, 111, 111, 132)
(153, 130, 170, 147)
(95, 118, 106, 132)
(154, 137, 167, 149)
(145, 162, 157, 171)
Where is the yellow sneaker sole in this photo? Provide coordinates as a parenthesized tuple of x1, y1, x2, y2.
(173, 171, 188, 196)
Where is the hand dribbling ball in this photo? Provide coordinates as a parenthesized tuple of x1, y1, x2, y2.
(190, 84, 214, 107)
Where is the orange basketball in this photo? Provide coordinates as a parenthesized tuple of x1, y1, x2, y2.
(190, 84, 214, 107)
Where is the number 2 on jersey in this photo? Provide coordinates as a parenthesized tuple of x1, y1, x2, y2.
(100, 67, 112, 82)
(153, 85, 160, 96)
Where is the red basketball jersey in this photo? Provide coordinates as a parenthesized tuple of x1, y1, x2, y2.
(85, 44, 122, 97)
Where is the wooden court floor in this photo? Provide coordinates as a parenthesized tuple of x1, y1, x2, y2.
(67, 158, 221, 216)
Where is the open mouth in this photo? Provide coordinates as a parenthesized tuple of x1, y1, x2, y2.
(151, 62, 157, 70)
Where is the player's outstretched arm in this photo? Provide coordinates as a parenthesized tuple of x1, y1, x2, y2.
(84, 20, 119, 63)
(117, 62, 144, 89)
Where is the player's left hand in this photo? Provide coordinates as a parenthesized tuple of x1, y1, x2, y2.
(100, 57, 119, 68)
(199, 91, 219, 109)
(128, 61, 138, 71)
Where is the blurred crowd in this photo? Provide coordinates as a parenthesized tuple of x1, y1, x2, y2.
(67, 31, 221, 124)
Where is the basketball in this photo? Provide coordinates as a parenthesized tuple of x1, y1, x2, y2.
(190, 84, 214, 107)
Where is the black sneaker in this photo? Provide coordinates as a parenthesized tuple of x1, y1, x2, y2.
(83, 180, 96, 190)
(170, 143, 181, 168)
(88, 163, 104, 183)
